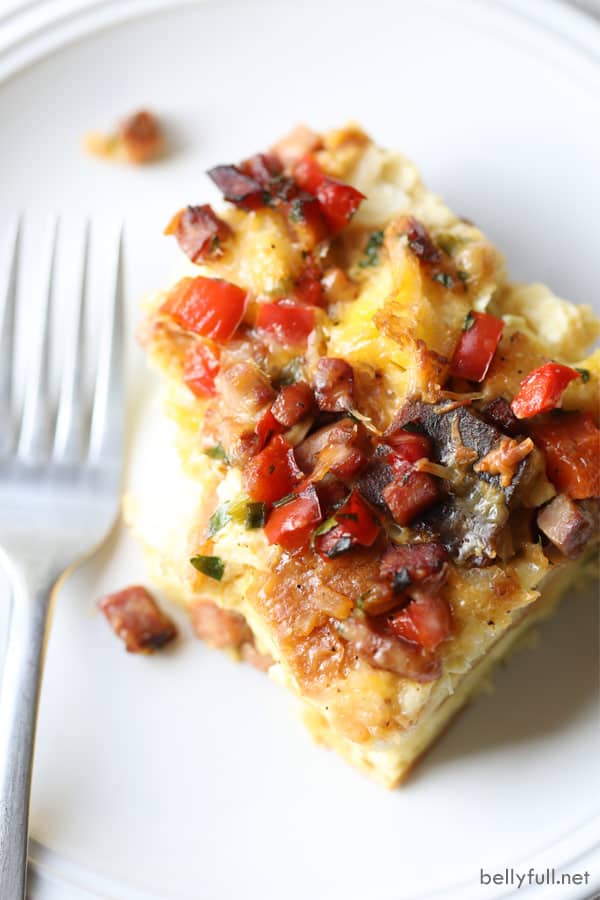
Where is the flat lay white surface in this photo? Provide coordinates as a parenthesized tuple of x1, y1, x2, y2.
(0, 2, 599, 899)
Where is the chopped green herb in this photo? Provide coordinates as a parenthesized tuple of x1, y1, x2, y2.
(205, 443, 228, 461)
(463, 311, 476, 331)
(575, 367, 590, 383)
(458, 270, 469, 283)
(289, 198, 305, 223)
(433, 271, 454, 289)
(358, 229, 384, 268)
(272, 492, 297, 508)
(245, 502, 267, 529)
(207, 504, 231, 538)
(190, 555, 225, 581)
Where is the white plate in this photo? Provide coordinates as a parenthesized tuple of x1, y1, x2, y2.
(0, 2, 599, 899)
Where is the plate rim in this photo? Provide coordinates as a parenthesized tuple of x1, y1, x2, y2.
(1, 1, 599, 898)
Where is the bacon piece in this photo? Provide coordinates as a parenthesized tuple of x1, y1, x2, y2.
(537, 494, 599, 558)
(271, 382, 315, 428)
(240, 152, 283, 185)
(207, 164, 266, 211)
(165, 205, 231, 262)
(356, 445, 395, 509)
(217, 361, 275, 425)
(98, 586, 177, 653)
(482, 397, 521, 436)
(380, 542, 448, 592)
(313, 357, 355, 412)
(336, 615, 441, 682)
(474, 436, 534, 488)
(190, 600, 252, 649)
(292, 256, 326, 305)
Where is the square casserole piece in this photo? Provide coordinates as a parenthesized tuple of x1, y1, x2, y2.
(129, 124, 600, 787)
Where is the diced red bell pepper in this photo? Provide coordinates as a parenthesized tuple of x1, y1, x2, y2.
(384, 430, 432, 466)
(161, 276, 247, 343)
(315, 179, 365, 235)
(293, 154, 365, 234)
(511, 362, 581, 419)
(255, 408, 284, 451)
(530, 412, 600, 499)
(243, 435, 302, 505)
(335, 489, 381, 546)
(382, 468, 440, 525)
(293, 153, 325, 193)
(256, 301, 315, 346)
(450, 311, 504, 382)
(315, 488, 381, 559)
(264, 484, 322, 551)
(387, 594, 452, 652)
(182, 341, 220, 398)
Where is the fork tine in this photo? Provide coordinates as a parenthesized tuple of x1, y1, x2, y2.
(17, 215, 58, 463)
(53, 221, 89, 463)
(0, 218, 20, 455)
(88, 224, 124, 468)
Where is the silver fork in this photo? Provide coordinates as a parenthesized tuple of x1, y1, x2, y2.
(0, 218, 124, 899)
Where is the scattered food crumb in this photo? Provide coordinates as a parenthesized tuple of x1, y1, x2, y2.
(84, 109, 165, 164)
(98, 585, 177, 653)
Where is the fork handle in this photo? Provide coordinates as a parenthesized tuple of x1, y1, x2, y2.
(0, 556, 57, 900)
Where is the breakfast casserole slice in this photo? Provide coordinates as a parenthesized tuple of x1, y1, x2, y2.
(129, 124, 600, 787)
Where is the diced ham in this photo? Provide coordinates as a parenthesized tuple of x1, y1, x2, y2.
(313, 357, 355, 412)
(294, 417, 372, 478)
(98, 586, 177, 653)
(189, 600, 253, 649)
(271, 382, 315, 428)
(336, 615, 441, 682)
(216, 361, 275, 425)
(380, 542, 448, 591)
(537, 494, 599, 558)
